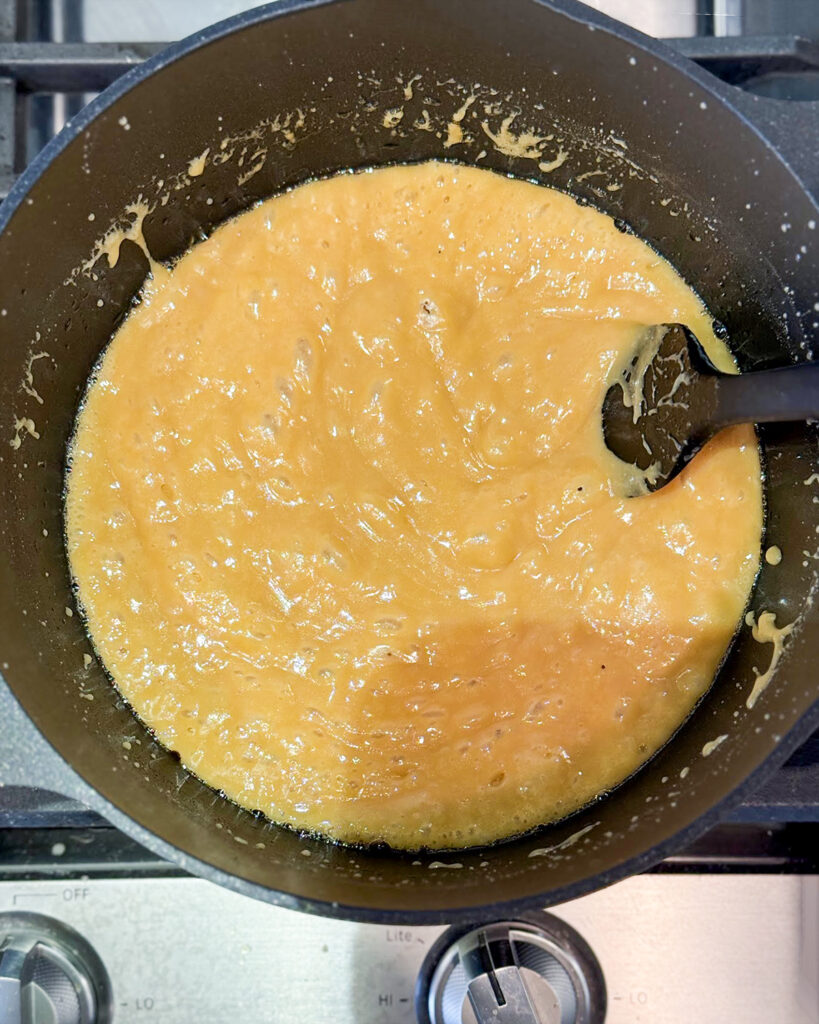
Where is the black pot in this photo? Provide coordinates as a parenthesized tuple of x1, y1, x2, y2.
(1, 0, 817, 924)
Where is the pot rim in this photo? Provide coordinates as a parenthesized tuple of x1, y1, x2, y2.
(2, 0, 818, 923)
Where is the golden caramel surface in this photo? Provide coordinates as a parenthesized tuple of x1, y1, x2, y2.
(66, 163, 761, 849)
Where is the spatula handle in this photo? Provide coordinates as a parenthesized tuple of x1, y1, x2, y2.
(715, 361, 819, 428)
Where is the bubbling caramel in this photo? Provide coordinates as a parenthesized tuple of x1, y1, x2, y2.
(65, 163, 762, 849)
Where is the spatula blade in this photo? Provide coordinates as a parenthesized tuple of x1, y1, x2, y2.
(602, 323, 720, 491)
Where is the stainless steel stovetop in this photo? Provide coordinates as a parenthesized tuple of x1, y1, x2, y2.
(0, 873, 816, 1023)
(2, 3, 819, 1023)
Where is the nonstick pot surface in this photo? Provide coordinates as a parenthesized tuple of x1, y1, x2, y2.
(0, 0, 818, 922)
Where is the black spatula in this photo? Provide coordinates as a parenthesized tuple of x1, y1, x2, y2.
(602, 323, 819, 491)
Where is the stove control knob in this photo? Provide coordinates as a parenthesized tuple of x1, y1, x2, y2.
(0, 912, 111, 1024)
(416, 913, 605, 1024)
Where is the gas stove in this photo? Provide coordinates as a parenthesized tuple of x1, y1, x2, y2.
(1, 3, 819, 1023)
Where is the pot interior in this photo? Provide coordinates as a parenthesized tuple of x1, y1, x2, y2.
(0, 0, 817, 920)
